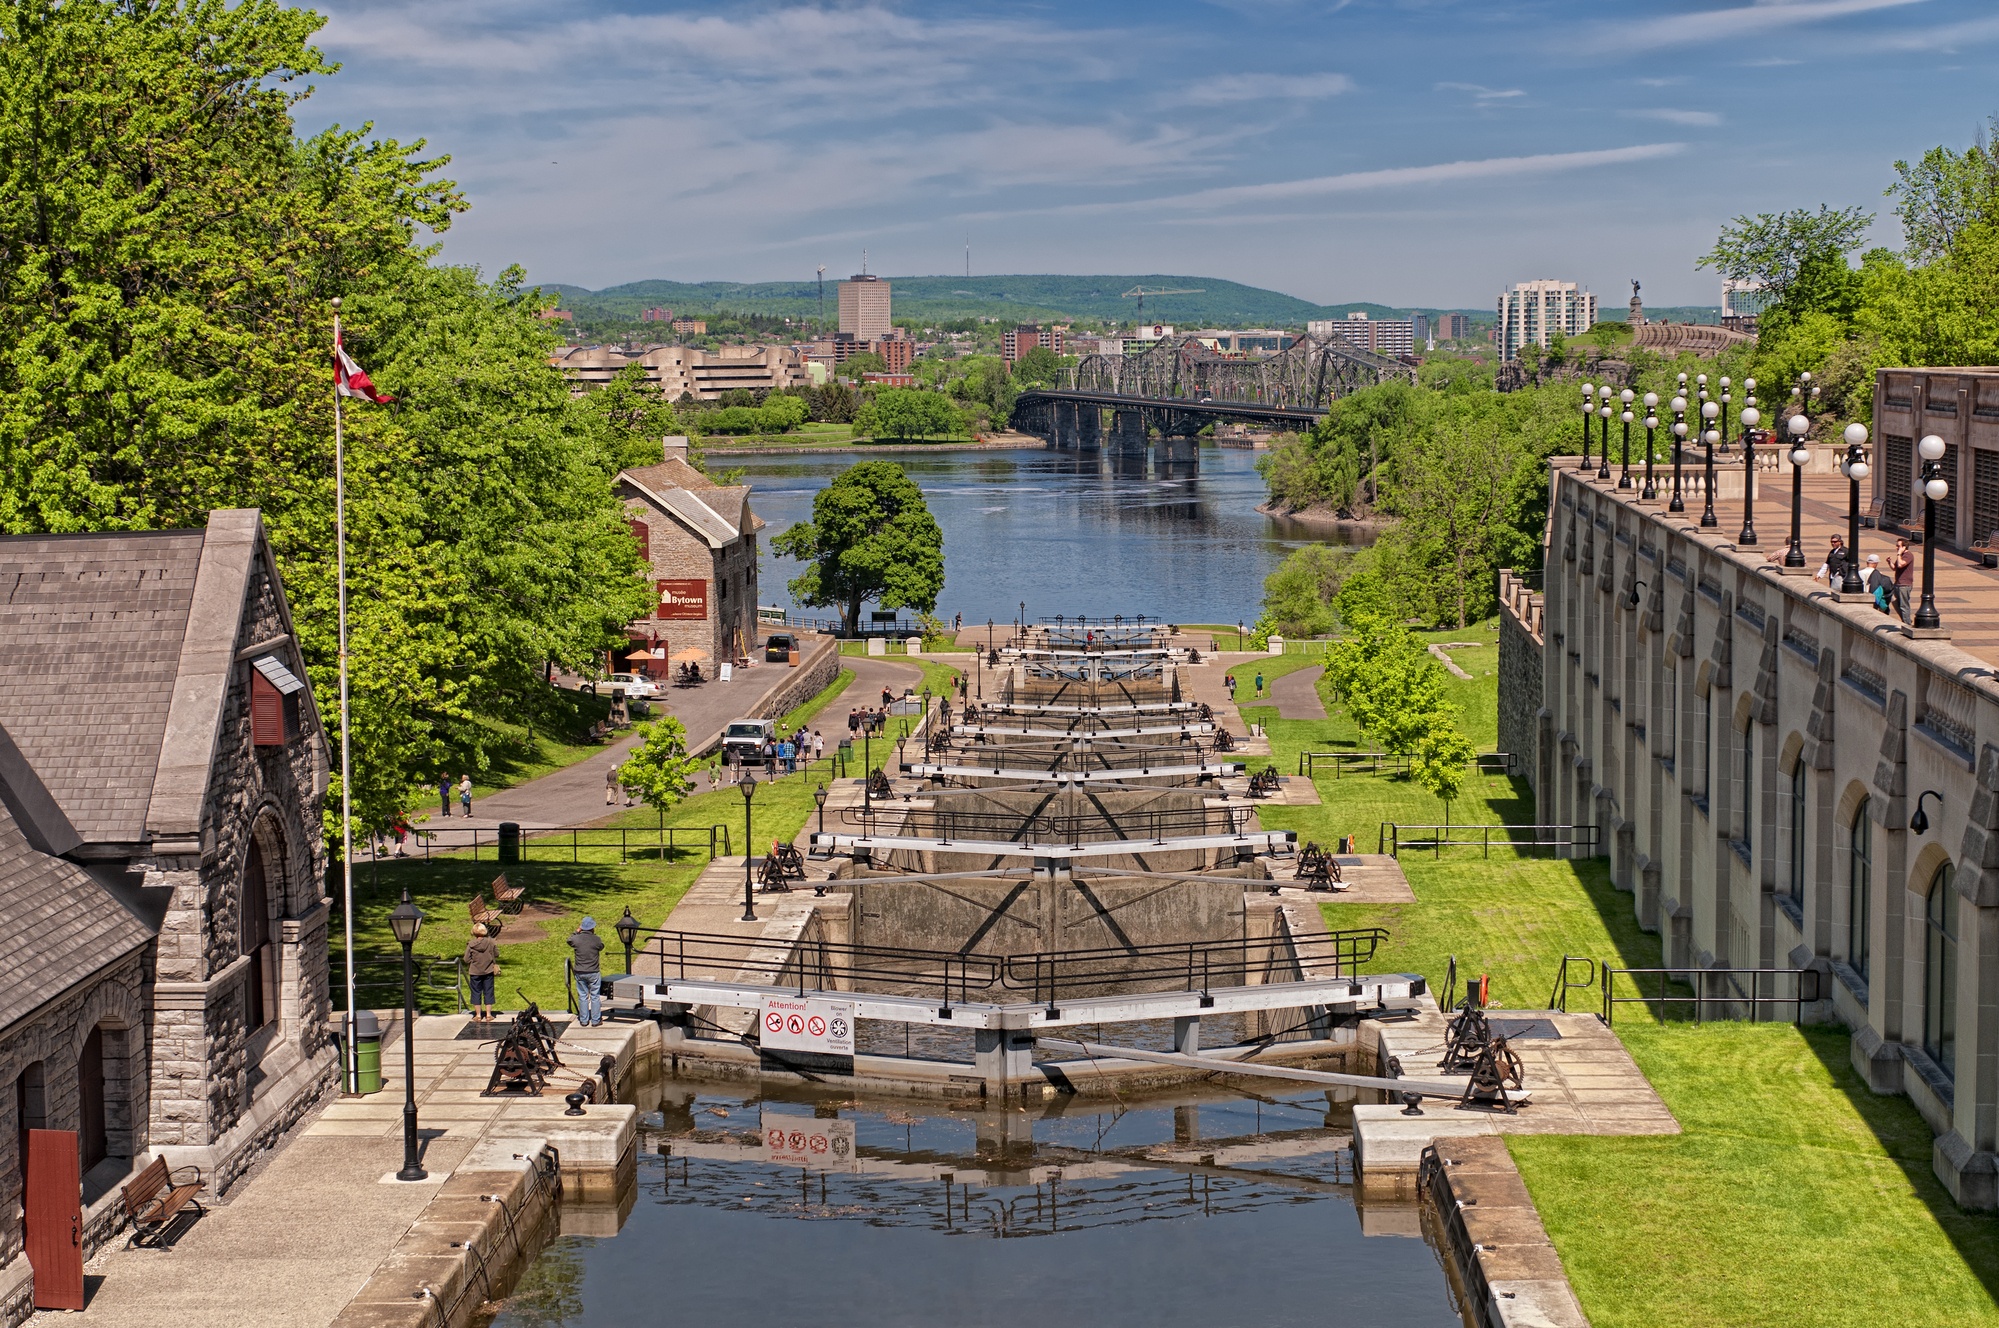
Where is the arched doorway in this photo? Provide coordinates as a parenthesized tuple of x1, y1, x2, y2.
(77, 1028, 106, 1172)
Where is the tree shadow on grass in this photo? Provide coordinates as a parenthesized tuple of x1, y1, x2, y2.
(1799, 1026, 1999, 1304)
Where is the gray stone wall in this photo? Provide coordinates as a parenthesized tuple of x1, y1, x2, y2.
(1497, 570, 1545, 799)
(0, 952, 150, 1271)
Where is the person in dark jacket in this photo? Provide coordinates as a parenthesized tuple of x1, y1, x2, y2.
(464, 923, 499, 1023)
(568, 917, 606, 1026)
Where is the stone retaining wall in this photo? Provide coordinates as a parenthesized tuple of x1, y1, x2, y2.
(1496, 569, 1544, 799)
(745, 635, 842, 731)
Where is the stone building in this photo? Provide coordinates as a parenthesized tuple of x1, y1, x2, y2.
(1501, 415, 1999, 1208)
(1872, 367, 1999, 552)
(550, 343, 810, 400)
(0, 511, 332, 1318)
(617, 443, 765, 666)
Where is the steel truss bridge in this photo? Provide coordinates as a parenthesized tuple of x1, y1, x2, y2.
(1013, 330, 1416, 449)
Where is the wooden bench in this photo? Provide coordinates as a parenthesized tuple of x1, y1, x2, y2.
(469, 893, 504, 936)
(491, 872, 527, 914)
(124, 1156, 204, 1247)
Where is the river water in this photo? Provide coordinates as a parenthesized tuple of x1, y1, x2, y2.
(730, 444, 1355, 629)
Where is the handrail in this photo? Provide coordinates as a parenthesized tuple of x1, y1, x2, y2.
(1548, 955, 1597, 1013)
(997, 927, 1388, 1004)
(1601, 965, 1822, 1026)
(837, 803, 1256, 845)
(383, 822, 734, 864)
(1298, 751, 1516, 779)
(633, 927, 1004, 1008)
(1377, 822, 1598, 859)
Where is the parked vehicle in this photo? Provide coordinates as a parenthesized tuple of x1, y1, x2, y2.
(721, 718, 774, 758)
(764, 632, 797, 663)
(606, 672, 659, 699)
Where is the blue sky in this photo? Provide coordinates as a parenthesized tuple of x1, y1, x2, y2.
(303, 0, 1999, 308)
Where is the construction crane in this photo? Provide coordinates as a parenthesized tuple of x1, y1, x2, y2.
(1121, 285, 1204, 325)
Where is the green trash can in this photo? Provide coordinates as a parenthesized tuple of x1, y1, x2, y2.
(498, 821, 521, 864)
(352, 1010, 383, 1095)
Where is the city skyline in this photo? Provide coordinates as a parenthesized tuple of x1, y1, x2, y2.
(302, 1, 1995, 306)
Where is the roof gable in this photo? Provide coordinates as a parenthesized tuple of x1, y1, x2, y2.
(0, 793, 154, 1030)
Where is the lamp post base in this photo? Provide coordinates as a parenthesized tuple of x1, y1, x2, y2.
(1905, 626, 1953, 641)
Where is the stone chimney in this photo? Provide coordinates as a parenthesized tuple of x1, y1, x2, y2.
(663, 435, 689, 463)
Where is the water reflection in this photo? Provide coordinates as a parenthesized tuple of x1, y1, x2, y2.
(491, 1080, 1467, 1328)
(729, 445, 1367, 627)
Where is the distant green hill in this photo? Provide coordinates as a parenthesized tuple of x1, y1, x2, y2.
(540, 274, 1489, 329)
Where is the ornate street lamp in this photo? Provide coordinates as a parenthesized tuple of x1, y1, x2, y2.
(1737, 376, 1759, 546)
(1700, 393, 1721, 527)
(738, 770, 758, 921)
(1641, 393, 1660, 500)
(1597, 386, 1613, 480)
(1784, 375, 1816, 568)
(1669, 391, 1688, 513)
(1579, 382, 1594, 469)
(389, 888, 426, 1182)
(614, 905, 640, 978)
(814, 782, 828, 835)
(1841, 424, 1870, 595)
(1618, 388, 1636, 489)
(1916, 434, 1949, 632)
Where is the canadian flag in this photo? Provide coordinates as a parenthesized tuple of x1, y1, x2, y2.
(335, 333, 393, 403)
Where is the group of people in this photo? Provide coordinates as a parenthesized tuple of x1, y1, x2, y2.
(760, 727, 824, 776)
(460, 914, 613, 1027)
(1223, 671, 1265, 702)
(1814, 535, 1916, 622)
(436, 774, 474, 817)
(847, 705, 893, 738)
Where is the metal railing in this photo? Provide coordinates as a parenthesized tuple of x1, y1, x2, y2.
(333, 953, 467, 1014)
(635, 928, 1003, 1010)
(1548, 955, 1597, 1013)
(1602, 965, 1821, 1026)
(1377, 822, 1598, 859)
(1439, 955, 1458, 1015)
(838, 803, 1257, 845)
(1298, 751, 1516, 779)
(386, 823, 733, 863)
(924, 742, 1226, 774)
(998, 927, 1389, 1008)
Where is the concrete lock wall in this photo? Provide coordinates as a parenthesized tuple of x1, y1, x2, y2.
(877, 789, 1236, 873)
(1519, 454, 1999, 1209)
(1497, 569, 1546, 799)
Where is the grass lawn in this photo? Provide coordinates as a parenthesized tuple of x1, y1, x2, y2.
(778, 667, 854, 731)
(1252, 653, 1999, 1328)
(463, 689, 618, 800)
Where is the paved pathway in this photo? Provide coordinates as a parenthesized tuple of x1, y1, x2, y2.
(1266, 664, 1327, 719)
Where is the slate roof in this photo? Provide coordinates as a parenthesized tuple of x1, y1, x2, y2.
(0, 791, 154, 1029)
(619, 471, 765, 548)
(0, 530, 206, 842)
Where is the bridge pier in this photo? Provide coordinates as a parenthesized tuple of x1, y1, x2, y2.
(1162, 434, 1199, 463)
(1077, 405, 1101, 451)
(1110, 408, 1148, 454)
(1058, 401, 1082, 449)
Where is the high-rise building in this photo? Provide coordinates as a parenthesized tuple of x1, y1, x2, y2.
(874, 336, 914, 372)
(1496, 280, 1596, 360)
(640, 307, 674, 323)
(1002, 325, 1040, 363)
(1435, 313, 1473, 341)
(1311, 312, 1414, 357)
(838, 274, 892, 340)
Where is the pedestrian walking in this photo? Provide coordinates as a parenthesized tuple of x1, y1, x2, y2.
(458, 774, 473, 817)
(567, 917, 606, 1026)
(1892, 538, 1915, 622)
(881, 686, 893, 708)
(390, 815, 409, 858)
(464, 923, 499, 1023)
(438, 775, 452, 818)
(606, 764, 619, 806)
(813, 731, 825, 763)
(1225, 673, 1236, 702)
(1254, 671, 1264, 699)
(848, 708, 860, 737)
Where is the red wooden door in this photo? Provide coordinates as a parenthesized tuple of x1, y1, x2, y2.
(26, 1128, 83, 1310)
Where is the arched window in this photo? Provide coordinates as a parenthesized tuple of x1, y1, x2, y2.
(1848, 798, 1871, 981)
(1740, 724, 1754, 844)
(1788, 761, 1806, 905)
(1926, 864, 1958, 1078)
(242, 838, 276, 1033)
(78, 1027, 106, 1172)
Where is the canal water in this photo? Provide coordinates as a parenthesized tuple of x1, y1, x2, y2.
(491, 1081, 1469, 1328)
(729, 445, 1358, 629)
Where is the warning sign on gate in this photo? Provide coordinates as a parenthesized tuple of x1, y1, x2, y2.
(760, 996, 855, 1056)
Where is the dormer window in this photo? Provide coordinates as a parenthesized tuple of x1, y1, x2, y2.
(250, 655, 305, 746)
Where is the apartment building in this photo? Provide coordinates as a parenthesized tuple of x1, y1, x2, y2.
(1497, 280, 1597, 360)
(838, 274, 892, 340)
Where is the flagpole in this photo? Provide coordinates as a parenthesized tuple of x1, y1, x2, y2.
(334, 297, 358, 1095)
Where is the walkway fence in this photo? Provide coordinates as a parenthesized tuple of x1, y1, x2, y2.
(334, 953, 467, 1014)
(1298, 751, 1517, 779)
(1377, 822, 1598, 859)
(1602, 965, 1820, 1026)
(382, 823, 734, 864)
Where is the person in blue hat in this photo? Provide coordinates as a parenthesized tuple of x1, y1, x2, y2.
(568, 916, 606, 1026)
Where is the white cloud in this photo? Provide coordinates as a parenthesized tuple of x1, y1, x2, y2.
(1606, 0, 1930, 50)
(1622, 109, 1725, 127)
(1436, 81, 1527, 102)
(1155, 142, 1688, 209)
(1184, 72, 1354, 105)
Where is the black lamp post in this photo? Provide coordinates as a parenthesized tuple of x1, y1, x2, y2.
(1579, 382, 1594, 469)
(614, 905, 639, 978)
(1669, 387, 1688, 513)
(1784, 374, 1817, 568)
(862, 722, 873, 816)
(1641, 392, 1659, 500)
(1735, 379, 1764, 546)
(814, 782, 828, 835)
(1698, 375, 1718, 527)
(1916, 433, 1949, 632)
(389, 888, 426, 1182)
(1596, 386, 1613, 480)
(1841, 424, 1870, 595)
(738, 770, 758, 921)
(1617, 388, 1635, 489)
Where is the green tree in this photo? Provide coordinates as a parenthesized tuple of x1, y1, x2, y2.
(576, 363, 683, 471)
(1412, 716, 1478, 826)
(1258, 545, 1351, 638)
(1698, 205, 1873, 321)
(617, 716, 701, 831)
(1322, 613, 1448, 757)
(773, 461, 944, 633)
(1379, 407, 1532, 628)
(860, 388, 963, 440)
(839, 351, 889, 378)
(1011, 345, 1065, 386)
(1887, 131, 1999, 262)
